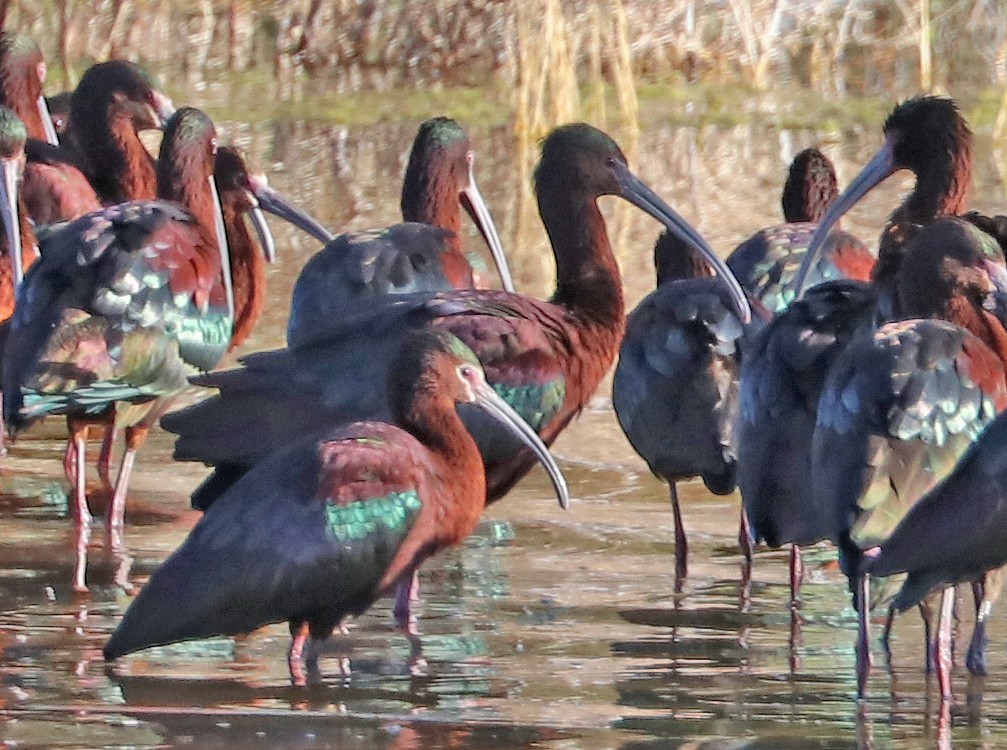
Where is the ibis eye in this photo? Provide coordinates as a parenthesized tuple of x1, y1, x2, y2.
(459, 365, 476, 380)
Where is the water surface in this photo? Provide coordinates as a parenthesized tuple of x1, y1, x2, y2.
(2, 107, 1007, 749)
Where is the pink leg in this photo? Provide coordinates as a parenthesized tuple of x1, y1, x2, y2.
(106, 424, 149, 533)
(68, 419, 92, 592)
(670, 482, 687, 582)
(856, 574, 873, 699)
(935, 586, 955, 701)
(739, 505, 753, 564)
(288, 621, 309, 686)
(790, 544, 804, 605)
(97, 426, 118, 492)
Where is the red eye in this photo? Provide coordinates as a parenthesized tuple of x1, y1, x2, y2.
(210, 138, 219, 156)
(460, 365, 475, 379)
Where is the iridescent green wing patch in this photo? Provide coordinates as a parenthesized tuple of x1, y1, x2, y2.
(324, 490, 422, 543)
(492, 380, 565, 431)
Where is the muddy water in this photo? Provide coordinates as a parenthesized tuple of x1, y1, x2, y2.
(2, 111, 1007, 749)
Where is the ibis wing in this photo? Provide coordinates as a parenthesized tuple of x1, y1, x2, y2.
(737, 280, 877, 547)
(613, 279, 743, 493)
(812, 318, 1007, 556)
(287, 224, 458, 345)
(867, 413, 1007, 607)
(727, 224, 874, 313)
(4, 202, 230, 428)
(105, 423, 434, 658)
(166, 289, 570, 493)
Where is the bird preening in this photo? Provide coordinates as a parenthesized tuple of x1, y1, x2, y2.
(0, 37, 1002, 709)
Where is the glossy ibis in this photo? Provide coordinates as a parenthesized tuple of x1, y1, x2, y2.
(22, 60, 174, 226)
(812, 217, 1007, 698)
(613, 228, 760, 582)
(165, 123, 751, 517)
(287, 116, 509, 343)
(740, 96, 983, 608)
(3, 108, 235, 591)
(727, 147, 874, 312)
(104, 328, 569, 684)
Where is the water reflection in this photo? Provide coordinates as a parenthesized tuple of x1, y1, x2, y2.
(4, 115, 1007, 748)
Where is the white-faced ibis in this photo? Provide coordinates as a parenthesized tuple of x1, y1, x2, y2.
(0, 32, 59, 145)
(104, 328, 569, 685)
(811, 217, 1007, 698)
(287, 116, 509, 343)
(4, 108, 237, 591)
(613, 228, 760, 583)
(165, 123, 751, 516)
(727, 147, 874, 312)
(0, 108, 35, 312)
(21, 60, 175, 225)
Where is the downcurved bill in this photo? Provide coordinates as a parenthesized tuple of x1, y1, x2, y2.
(1, 158, 23, 288)
(611, 160, 751, 325)
(254, 183, 335, 245)
(244, 193, 277, 263)
(152, 91, 176, 129)
(37, 95, 59, 146)
(793, 138, 897, 298)
(461, 156, 514, 293)
(209, 175, 234, 323)
(472, 380, 570, 509)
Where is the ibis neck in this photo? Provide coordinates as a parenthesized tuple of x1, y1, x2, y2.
(402, 389, 486, 539)
(75, 109, 156, 204)
(401, 175, 473, 288)
(894, 150, 970, 229)
(539, 184, 624, 329)
(224, 203, 266, 352)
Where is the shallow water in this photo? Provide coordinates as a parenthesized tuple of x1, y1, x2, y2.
(3, 105, 1007, 749)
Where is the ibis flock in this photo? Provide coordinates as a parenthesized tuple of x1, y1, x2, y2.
(3, 31, 1007, 703)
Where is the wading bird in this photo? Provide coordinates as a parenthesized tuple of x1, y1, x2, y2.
(104, 328, 569, 685)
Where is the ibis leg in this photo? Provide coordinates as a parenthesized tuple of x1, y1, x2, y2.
(288, 620, 310, 686)
(670, 482, 687, 582)
(68, 418, 92, 592)
(393, 569, 420, 628)
(935, 586, 955, 701)
(790, 544, 804, 605)
(967, 569, 1005, 675)
(920, 595, 936, 674)
(855, 573, 872, 699)
(739, 505, 753, 564)
(881, 602, 897, 667)
(97, 426, 118, 492)
(106, 424, 150, 534)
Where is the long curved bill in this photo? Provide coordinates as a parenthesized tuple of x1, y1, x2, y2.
(245, 195, 277, 263)
(209, 175, 234, 322)
(472, 380, 570, 509)
(37, 95, 59, 146)
(253, 179, 335, 245)
(611, 160, 752, 325)
(461, 152, 514, 293)
(1, 158, 23, 288)
(793, 138, 896, 298)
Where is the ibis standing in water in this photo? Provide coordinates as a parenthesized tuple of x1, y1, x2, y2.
(165, 123, 751, 513)
(739, 96, 990, 609)
(613, 228, 759, 583)
(287, 116, 510, 341)
(727, 147, 874, 312)
(104, 328, 569, 685)
(2, 108, 317, 591)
